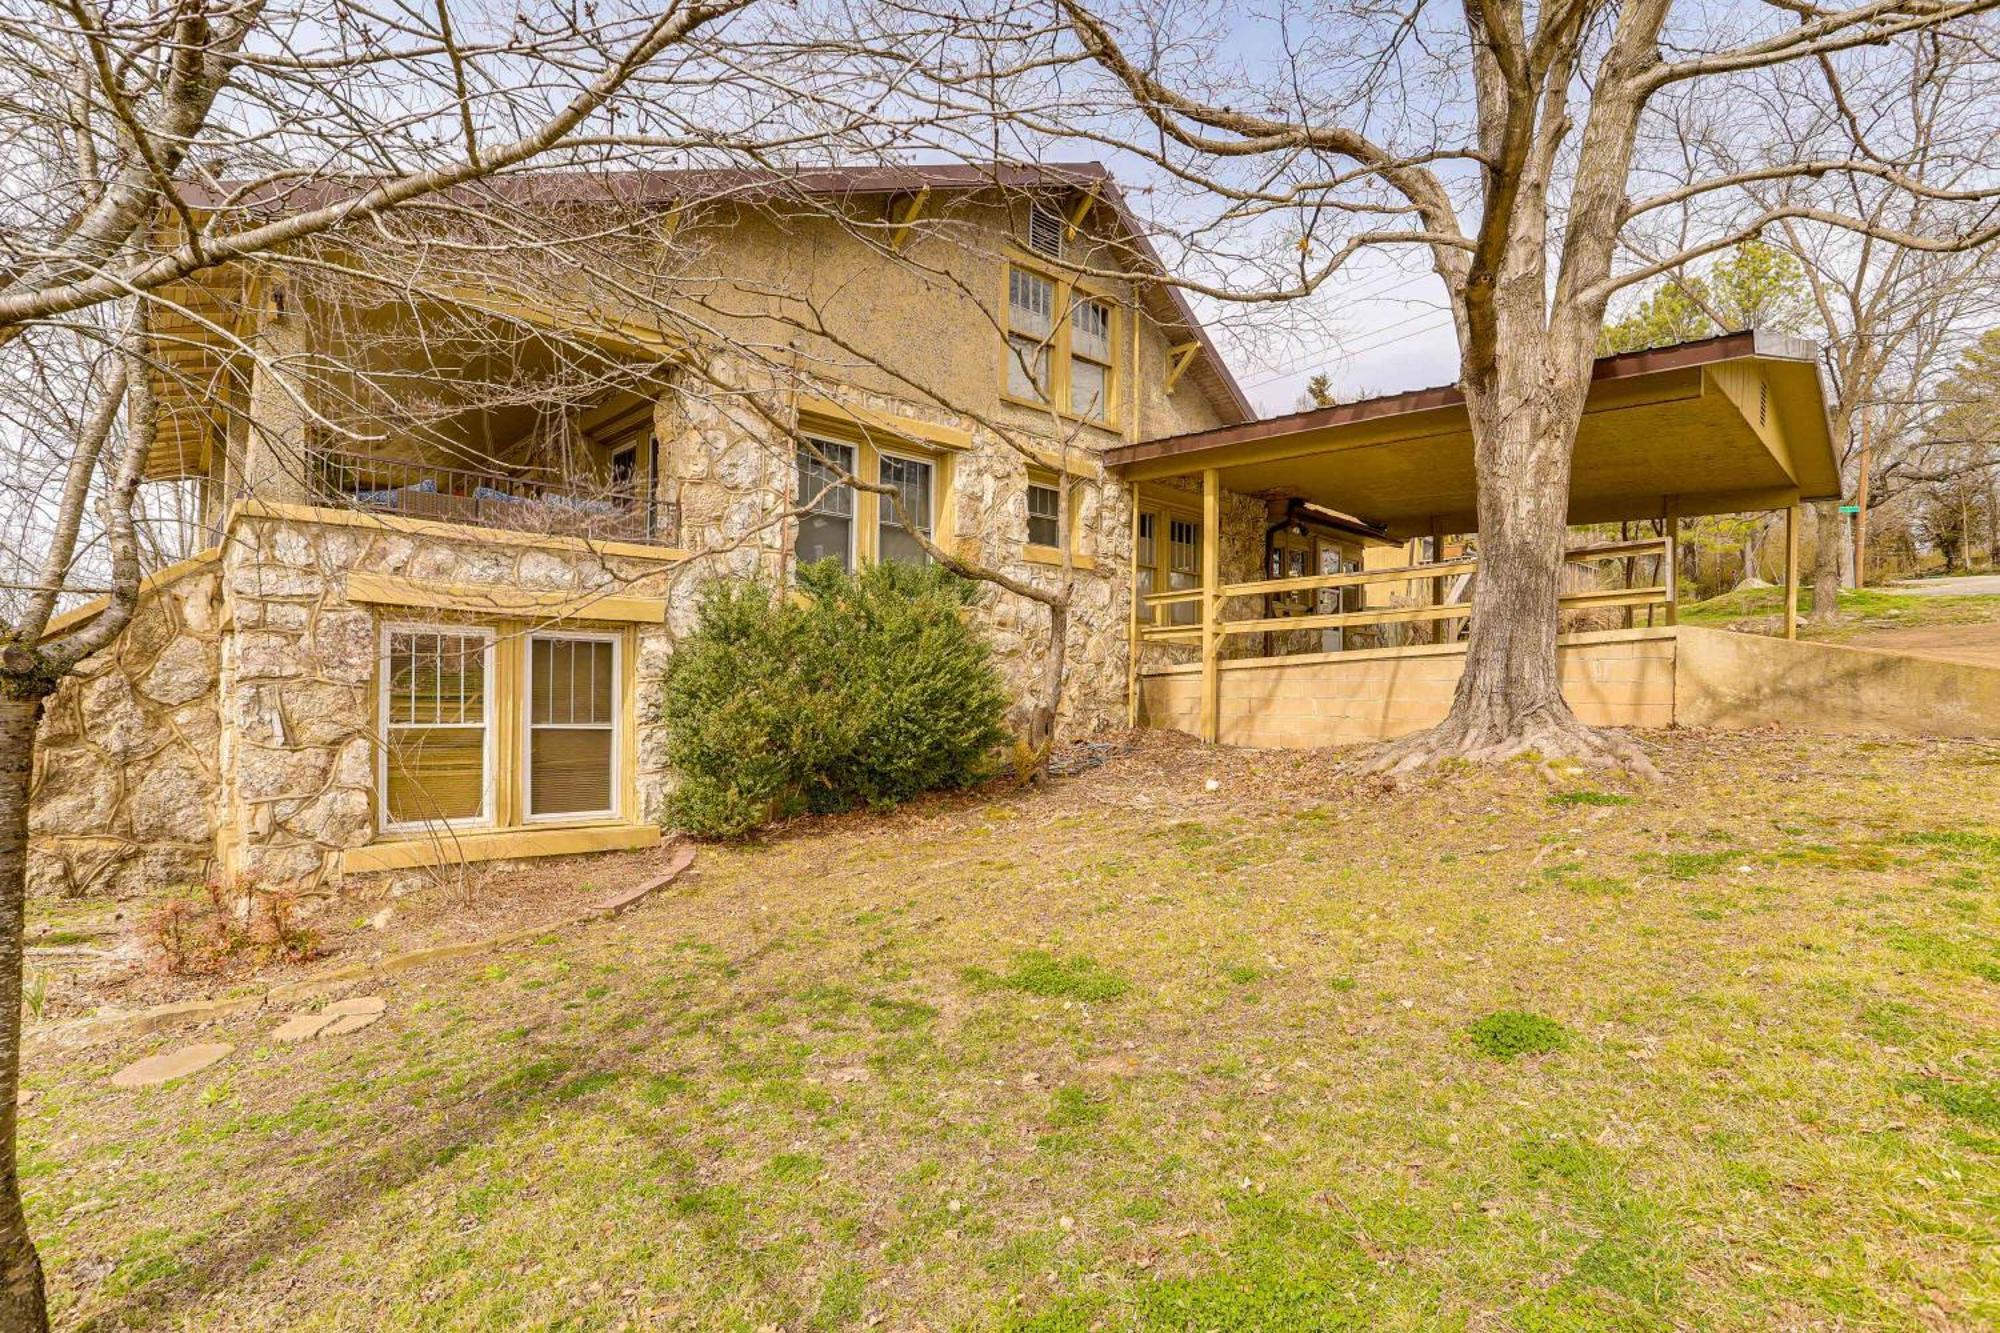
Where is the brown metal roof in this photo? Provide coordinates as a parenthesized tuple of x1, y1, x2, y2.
(1112, 328, 1801, 468)
(179, 161, 1255, 424)
(1111, 329, 1840, 535)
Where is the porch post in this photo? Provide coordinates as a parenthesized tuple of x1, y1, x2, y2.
(1126, 493, 1142, 729)
(1663, 495, 1680, 627)
(1783, 502, 1800, 641)
(1200, 468, 1221, 744)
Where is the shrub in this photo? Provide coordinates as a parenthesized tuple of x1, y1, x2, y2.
(661, 559, 1009, 836)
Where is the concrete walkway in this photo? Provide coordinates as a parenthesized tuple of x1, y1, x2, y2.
(1888, 573, 2000, 597)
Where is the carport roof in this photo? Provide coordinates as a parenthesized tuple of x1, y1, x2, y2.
(1109, 329, 1840, 539)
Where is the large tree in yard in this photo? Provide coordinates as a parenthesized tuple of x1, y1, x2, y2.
(994, 0, 2000, 771)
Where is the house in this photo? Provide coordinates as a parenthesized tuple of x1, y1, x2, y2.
(28, 162, 1260, 898)
(30, 164, 1998, 901)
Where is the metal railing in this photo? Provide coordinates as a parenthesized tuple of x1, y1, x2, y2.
(1137, 537, 1674, 652)
(306, 449, 673, 545)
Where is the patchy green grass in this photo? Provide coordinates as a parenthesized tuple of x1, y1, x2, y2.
(23, 730, 2000, 1330)
(1466, 1010, 1573, 1058)
(1681, 584, 2000, 641)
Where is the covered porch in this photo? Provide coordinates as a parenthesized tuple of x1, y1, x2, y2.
(1108, 330, 1844, 746)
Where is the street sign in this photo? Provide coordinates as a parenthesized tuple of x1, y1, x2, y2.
(1838, 504, 1860, 515)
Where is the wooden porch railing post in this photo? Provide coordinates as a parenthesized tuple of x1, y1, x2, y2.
(1200, 468, 1221, 744)
(1664, 495, 1680, 627)
(1783, 502, 1800, 641)
(1126, 493, 1142, 728)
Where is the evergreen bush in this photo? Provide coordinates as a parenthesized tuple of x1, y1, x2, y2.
(661, 558, 1008, 836)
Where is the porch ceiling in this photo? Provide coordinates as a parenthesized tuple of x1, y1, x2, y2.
(1109, 330, 1841, 538)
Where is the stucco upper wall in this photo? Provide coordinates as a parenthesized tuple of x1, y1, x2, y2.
(668, 193, 1232, 447)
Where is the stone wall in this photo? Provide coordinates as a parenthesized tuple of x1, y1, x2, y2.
(218, 510, 683, 888)
(659, 369, 1142, 733)
(29, 561, 222, 899)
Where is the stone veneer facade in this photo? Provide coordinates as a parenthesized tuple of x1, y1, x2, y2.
(29, 506, 683, 898)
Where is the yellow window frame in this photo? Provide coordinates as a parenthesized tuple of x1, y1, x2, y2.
(1023, 464, 1097, 570)
(1133, 488, 1203, 627)
(1001, 259, 1122, 430)
(373, 615, 642, 841)
(794, 432, 957, 570)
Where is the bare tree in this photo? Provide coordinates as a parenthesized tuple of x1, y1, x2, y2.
(0, 0, 893, 1323)
(912, 0, 2000, 771)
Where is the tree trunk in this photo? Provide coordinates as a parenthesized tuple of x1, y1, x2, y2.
(1809, 498, 1842, 625)
(1369, 340, 1655, 775)
(0, 691, 49, 1333)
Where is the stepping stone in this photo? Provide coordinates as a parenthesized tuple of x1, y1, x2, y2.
(110, 1043, 233, 1089)
(321, 1011, 382, 1037)
(272, 1012, 339, 1043)
(324, 995, 385, 1018)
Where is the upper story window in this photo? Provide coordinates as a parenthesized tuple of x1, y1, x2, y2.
(1003, 263, 1118, 426)
(1007, 268, 1056, 403)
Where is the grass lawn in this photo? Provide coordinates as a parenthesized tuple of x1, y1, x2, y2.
(26, 730, 2000, 1330)
(1680, 584, 2000, 641)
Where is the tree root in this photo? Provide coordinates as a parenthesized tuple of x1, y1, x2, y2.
(1361, 703, 1661, 782)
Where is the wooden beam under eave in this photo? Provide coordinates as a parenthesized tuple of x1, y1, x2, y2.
(1064, 186, 1097, 241)
(1163, 342, 1200, 393)
(889, 187, 930, 252)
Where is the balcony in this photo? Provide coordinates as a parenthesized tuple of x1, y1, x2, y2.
(306, 449, 673, 546)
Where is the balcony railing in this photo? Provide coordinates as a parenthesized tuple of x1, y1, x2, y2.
(306, 449, 673, 546)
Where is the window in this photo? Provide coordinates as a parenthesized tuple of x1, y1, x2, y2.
(1027, 206, 1065, 259)
(1133, 505, 1202, 628)
(1069, 298, 1112, 420)
(527, 634, 618, 820)
(1026, 481, 1062, 548)
(381, 628, 492, 829)
(797, 438, 856, 570)
(1003, 264, 1117, 425)
(1007, 268, 1055, 402)
(1168, 516, 1202, 626)
(877, 452, 934, 565)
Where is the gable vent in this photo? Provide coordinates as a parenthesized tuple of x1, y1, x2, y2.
(1027, 206, 1065, 260)
(1758, 378, 1768, 427)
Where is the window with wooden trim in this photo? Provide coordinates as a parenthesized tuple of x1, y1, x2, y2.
(1026, 480, 1062, 548)
(1003, 263, 1119, 426)
(793, 435, 951, 571)
(796, 438, 857, 570)
(1069, 298, 1113, 421)
(527, 634, 618, 820)
(1006, 268, 1056, 403)
(877, 452, 935, 565)
(381, 627, 493, 829)
(1133, 505, 1202, 627)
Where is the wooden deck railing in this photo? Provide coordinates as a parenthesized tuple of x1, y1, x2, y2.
(1138, 537, 1674, 648)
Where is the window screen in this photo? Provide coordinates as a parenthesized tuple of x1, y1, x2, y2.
(1027, 482, 1062, 548)
(529, 636, 616, 818)
(383, 630, 489, 826)
(1136, 511, 1157, 603)
(796, 439, 855, 569)
(877, 454, 934, 565)
(1069, 299, 1112, 419)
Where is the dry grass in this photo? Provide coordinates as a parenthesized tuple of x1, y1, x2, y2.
(24, 729, 2000, 1330)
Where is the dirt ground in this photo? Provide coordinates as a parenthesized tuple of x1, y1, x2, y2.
(25, 840, 688, 1023)
(1840, 620, 2000, 669)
